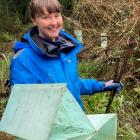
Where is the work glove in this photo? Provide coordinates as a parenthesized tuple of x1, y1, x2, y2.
(104, 80, 124, 93)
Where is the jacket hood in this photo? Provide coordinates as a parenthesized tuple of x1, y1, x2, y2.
(13, 40, 30, 53)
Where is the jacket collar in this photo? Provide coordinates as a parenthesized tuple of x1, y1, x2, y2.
(23, 26, 84, 58)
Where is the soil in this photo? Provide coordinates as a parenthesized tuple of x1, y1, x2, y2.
(0, 132, 15, 140)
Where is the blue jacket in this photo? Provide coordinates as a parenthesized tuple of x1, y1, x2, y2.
(10, 27, 105, 110)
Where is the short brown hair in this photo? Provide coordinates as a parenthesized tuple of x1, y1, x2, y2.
(29, 0, 62, 19)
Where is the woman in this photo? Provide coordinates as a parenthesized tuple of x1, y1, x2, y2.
(10, 0, 123, 110)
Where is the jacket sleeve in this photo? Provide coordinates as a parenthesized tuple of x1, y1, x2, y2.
(79, 78, 105, 95)
(10, 52, 40, 85)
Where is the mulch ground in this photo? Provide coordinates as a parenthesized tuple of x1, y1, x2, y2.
(0, 132, 15, 140)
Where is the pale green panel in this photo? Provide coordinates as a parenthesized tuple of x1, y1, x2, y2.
(48, 124, 94, 140)
(87, 114, 117, 140)
(49, 131, 96, 140)
(68, 133, 96, 140)
(0, 84, 117, 140)
(0, 84, 66, 140)
(57, 89, 95, 130)
(48, 88, 96, 140)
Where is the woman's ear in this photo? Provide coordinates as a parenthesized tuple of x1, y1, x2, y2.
(31, 18, 36, 26)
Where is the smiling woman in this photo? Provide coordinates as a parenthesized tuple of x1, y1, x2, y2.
(10, 0, 123, 111)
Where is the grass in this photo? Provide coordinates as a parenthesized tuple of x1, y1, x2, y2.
(0, 52, 12, 93)
(79, 59, 140, 140)
(117, 88, 140, 140)
(0, 52, 12, 118)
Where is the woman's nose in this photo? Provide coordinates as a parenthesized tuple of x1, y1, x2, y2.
(50, 17, 57, 25)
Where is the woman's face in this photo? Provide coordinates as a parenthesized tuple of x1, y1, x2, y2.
(32, 10, 63, 41)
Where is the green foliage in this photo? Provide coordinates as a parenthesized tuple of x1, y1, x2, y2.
(79, 60, 140, 139)
(0, 52, 12, 94)
(78, 60, 97, 78)
(0, 52, 12, 118)
(5, 0, 30, 23)
(0, 32, 15, 42)
(117, 89, 140, 140)
(0, 0, 22, 33)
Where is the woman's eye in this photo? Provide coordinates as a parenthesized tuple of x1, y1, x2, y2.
(41, 15, 50, 19)
(55, 13, 61, 18)
(41, 13, 61, 19)
(43, 16, 50, 19)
